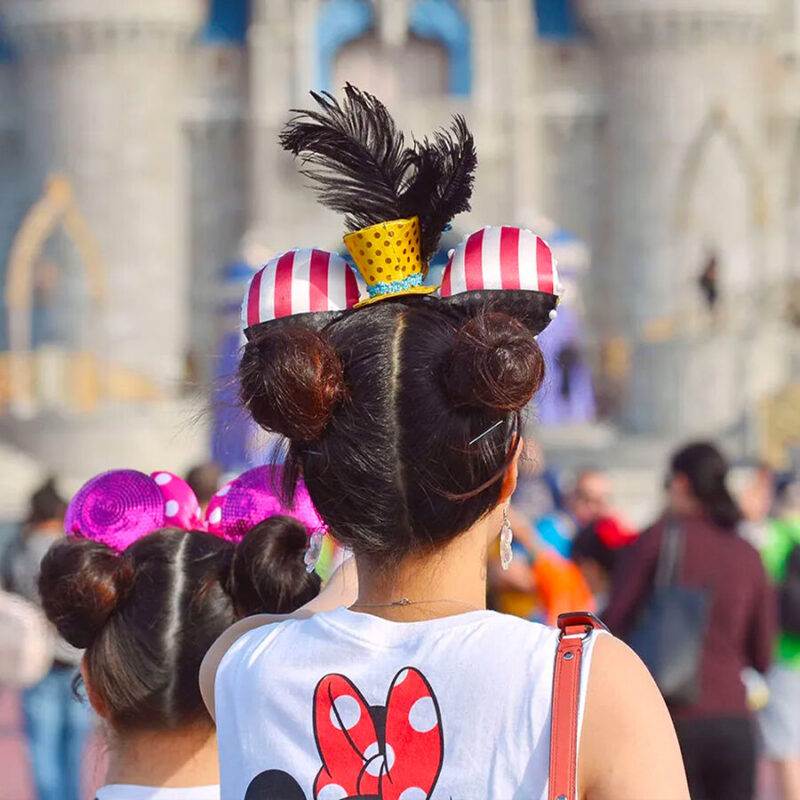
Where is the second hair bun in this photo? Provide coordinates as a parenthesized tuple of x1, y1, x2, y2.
(444, 312, 545, 414)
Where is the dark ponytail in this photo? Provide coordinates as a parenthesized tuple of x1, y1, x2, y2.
(670, 441, 742, 531)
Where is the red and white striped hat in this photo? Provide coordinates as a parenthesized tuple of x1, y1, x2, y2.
(440, 226, 560, 299)
(242, 248, 362, 331)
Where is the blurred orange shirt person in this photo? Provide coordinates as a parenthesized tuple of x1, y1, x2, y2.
(489, 509, 594, 624)
(532, 548, 595, 625)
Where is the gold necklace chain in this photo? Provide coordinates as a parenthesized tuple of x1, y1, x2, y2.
(350, 597, 481, 611)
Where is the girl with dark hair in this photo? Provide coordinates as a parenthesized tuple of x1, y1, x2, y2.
(38, 467, 325, 800)
(604, 441, 776, 800)
(201, 86, 688, 799)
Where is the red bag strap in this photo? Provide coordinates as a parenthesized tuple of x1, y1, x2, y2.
(549, 612, 607, 800)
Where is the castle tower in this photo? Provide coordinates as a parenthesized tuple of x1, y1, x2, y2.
(468, 0, 542, 225)
(578, 0, 783, 438)
(0, 0, 204, 390)
(248, 0, 306, 248)
(185, 4, 249, 390)
(0, 0, 207, 478)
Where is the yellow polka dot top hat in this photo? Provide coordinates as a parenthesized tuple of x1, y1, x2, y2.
(280, 83, 477, 306)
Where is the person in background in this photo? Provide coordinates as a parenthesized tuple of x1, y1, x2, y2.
(604, 442, 776, 800)
(185, 462, 222, 512)
(571, 516, 637, 611)
(730, 460, 776, 549)
(492, 467, 614, 619)
(37, 467, 324, 800)
(509, 438, 559, 526)
(759, 478, 800, 800)
(488, 507, 594, 624)
(5, 478, 91, 800)
(534, 467, 612, 557)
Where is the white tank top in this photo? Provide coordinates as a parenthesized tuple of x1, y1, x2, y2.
(95, 786, 219, 800)
(215, 607, 601, 800)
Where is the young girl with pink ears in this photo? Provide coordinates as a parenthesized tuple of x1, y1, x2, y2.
(38, 466, 338, 800)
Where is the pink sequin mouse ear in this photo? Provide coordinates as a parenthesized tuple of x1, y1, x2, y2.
(65, 470, 167, 553)
(206, 465, 326, 568)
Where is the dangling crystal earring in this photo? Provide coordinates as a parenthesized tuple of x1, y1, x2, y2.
(500, 508, 513, 571)
(304, 530, 324, 573)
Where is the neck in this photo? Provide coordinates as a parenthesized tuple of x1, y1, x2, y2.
(104, 722, 219, 788)
(353, 505, 502, 621)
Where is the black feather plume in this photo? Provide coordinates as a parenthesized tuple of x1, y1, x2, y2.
(401, 116, 477, 263)
(280, 85, 477, 263)
(279, 84, 414, 232)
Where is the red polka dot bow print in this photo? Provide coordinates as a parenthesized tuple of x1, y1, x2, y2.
(313, 668, 443, 800)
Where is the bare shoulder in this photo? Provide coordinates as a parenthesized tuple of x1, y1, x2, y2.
(199, 611, 292, 720)
(578, 635, 689, 800)
(199, 557, 359, 720)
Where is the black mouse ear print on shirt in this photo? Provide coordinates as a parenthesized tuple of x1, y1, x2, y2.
(244, 769, 306, 800)
(439, 226, 561, 335)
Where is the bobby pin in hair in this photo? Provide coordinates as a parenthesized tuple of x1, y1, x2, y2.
(468, 420, 504, 446)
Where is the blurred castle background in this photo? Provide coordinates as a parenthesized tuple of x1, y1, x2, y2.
(0, 0, 799, 517)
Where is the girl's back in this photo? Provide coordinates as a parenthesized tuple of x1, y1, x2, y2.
(216, 609, 601, 799)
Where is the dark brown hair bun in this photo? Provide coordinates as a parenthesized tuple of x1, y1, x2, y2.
(239, 323, 345, 441)
(444, 313, 545, 413)
(39, 538, 132, 650)
(228, 515, 321, 616)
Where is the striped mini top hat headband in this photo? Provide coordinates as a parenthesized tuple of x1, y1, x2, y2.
(242, 248, 362, 333)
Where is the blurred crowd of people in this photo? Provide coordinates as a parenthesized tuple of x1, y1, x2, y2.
(488, 440, 800, 800)
(1, 441, 800, 800)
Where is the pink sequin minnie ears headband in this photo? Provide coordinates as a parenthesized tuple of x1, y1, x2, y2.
(66, 466, 326, 568)
(65, 470, 198, 553)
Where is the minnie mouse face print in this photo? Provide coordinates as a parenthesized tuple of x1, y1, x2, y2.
(244, 668, 444, 800)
